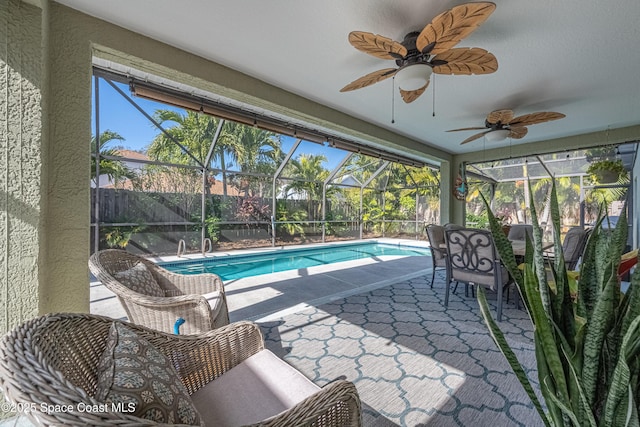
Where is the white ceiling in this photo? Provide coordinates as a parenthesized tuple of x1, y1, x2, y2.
(56, 0, 640, 156)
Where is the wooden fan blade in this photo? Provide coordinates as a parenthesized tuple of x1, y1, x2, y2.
(486, 109, 514, 125)
(508, 127, 528, 139)
(348, 31, 407, 60)
(460, 130, 491, 145)
(432, 48, 497, 75)
(416, 2, 496, 54)
(509, 112, 566, 127)
(446, 126, 487, 132)
(399, 81, 430, 103)
(340, 68, 397, 92)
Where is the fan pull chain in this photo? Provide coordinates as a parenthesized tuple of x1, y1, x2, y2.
(391, 76, 396, 124)
(432, 74, 436, 117)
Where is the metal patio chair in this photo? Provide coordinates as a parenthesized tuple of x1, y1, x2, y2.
(425, 224, 448, 287)
(89, 249, 229, 334)
(445, 227, 514, 321)
(507, 224, 534, 242)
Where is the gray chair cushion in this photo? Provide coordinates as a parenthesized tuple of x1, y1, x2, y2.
(190, 349, 320, 426)
(451, 265, 510, 290)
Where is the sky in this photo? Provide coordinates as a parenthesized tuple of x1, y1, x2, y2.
(92, 78, 345, 171)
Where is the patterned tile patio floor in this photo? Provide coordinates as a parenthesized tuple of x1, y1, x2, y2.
(258, 273, 542, 427)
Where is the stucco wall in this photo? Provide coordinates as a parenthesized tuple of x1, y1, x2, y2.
(0, 0, 42, 335)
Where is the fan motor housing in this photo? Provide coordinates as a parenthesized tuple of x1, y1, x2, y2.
(395, 31, 439, 68)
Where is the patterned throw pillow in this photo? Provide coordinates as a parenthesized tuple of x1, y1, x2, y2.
(113, 262, 164, 297)
(96, 322, 203, 425)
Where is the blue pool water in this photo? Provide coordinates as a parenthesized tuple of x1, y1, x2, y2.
(161, 242, 430, 281)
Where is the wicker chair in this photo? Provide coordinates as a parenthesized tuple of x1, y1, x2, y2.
(89, 249, 229, 334)
(0, 313, 362, 426)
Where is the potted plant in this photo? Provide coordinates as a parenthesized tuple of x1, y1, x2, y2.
(587, 158, 627, 184)
(478, 180, 639, 426)
(494, 213, 512, 236)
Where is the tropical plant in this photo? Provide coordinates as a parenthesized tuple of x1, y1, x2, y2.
(477, 179, 640, 427)
(148, 110, 221, 166)
(283, 154, 329, 219)
(102, 224, 146, 249)
(91, 130, 136, 186)
(234, 196, 271, 227)
(275, 201, 307, 238)
(204, 216, 221, 244)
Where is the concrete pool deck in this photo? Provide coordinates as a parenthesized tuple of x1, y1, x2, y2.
(90, 238, 432, 322)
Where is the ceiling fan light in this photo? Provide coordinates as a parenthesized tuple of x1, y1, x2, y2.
(395, 64, 432, 91)
(485, 129, 510, 142)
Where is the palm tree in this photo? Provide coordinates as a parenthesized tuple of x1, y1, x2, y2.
(90, 130, 135, 186)
(148, 112, 285, 197)
(283, 154, 329, 219)
(147, 109, 227, 204)
(220, 123, 282, 197)
(147, 110, 221, 166)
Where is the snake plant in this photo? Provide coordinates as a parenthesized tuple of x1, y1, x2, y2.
(477, 179, 640, 426)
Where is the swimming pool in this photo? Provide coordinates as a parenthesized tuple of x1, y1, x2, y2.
(161, 242, 430, 281)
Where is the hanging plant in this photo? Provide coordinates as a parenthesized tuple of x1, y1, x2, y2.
(586, 159, 626, 184)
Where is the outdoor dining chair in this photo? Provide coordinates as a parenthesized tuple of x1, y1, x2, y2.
(544, 227, 589, 270)
(562, 227, 589, 270)
(507, 224, 534, 242)
(0, 313, 362, 426)
(425, 224, 448, 288)
(89, 249, 229, 334)
(445, 227, 514, 321)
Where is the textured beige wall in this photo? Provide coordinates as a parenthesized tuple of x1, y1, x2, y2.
(40, 1, 93, 314)
(0, 0, 42, 335)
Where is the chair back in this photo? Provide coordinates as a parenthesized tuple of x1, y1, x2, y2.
(444, 223, 464, 231)
(425, 224, 446, 266)
(89, 249, 180, 298)
(507, 224, 534, 241)
(562, 227, 588, 270)
(445, 228, 505, 291)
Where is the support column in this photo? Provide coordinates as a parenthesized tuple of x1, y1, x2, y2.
(0, 0, 43, 336)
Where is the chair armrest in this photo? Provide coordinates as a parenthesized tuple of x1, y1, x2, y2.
(122, 292, 222, 334)
(254, 379, 361, 427)
(144, 321, 265, 395)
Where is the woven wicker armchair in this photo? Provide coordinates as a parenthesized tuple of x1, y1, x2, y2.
(89, 249, 229, 334)
(0, 313, 362, 426)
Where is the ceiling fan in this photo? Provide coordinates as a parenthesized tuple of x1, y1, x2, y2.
(340, 2, 498, 103)
(447, 109, 566, 144)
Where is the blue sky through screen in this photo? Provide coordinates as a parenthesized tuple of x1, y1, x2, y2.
(92, 79, 344, 171)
